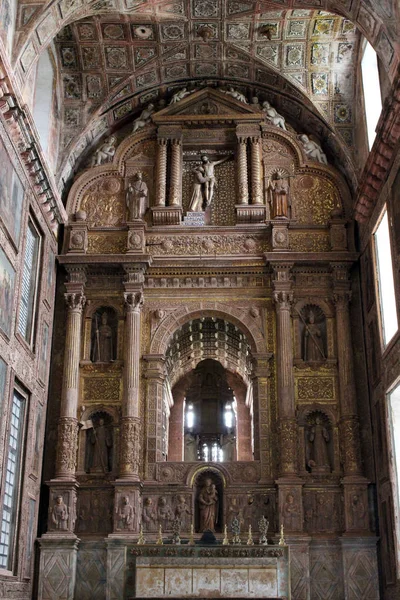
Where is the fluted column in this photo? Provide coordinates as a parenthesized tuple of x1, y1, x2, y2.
(273, 264, 297, 476)
(333, 267, 362, 477)
(119, 290, 143, 480)
(251, 136, 263, 205)
(169, 138, 182, 207)
(55, 273, 86, 480)
(156, 138, 168, 206)
(237, 137, 249, 205)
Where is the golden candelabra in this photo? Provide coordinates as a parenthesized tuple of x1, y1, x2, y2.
(137, 525, 145, 545)
(222, 524, 229, 545)
(246, 525, 254, 546)
(156, 524, 163, 545)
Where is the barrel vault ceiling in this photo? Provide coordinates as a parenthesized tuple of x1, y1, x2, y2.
(12, 0, 399, 189)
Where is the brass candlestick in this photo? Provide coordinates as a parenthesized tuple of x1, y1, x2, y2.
(279, 524, 286, 546)
(189, 524, 195, 546)
(246, 525, 254, 546)
(222, 524, 229, 545)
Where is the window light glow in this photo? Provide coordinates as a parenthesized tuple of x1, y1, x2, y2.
(361, 41, 382, 150)
(374, 211, 398, 346)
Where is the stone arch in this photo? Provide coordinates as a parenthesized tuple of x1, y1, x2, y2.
(149, 303, 266, 357)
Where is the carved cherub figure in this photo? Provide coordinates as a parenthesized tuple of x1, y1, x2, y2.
(223, 86, 248, 104)
(299, 134, 328, 165)
(262, 101, 287, 130)
(170, 88, 192, 104)
(90, 136, 116, 167)
(132, 103, 155, 133)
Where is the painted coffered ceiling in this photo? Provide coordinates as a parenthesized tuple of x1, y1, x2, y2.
(11, 0, 399, 192)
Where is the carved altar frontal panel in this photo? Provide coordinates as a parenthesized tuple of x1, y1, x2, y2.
(310, 544, 344, 600)
(75, 543, 107, 600)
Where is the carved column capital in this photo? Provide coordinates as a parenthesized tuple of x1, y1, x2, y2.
(333, 290, 352, 308)
(65, 265, 87, 286)
(64, 292, 86, 312)
(123, 261, 150, 286)
(157, 136, 168, 146)
(273, 290, 294, 309)
(124, 291, 144, 313)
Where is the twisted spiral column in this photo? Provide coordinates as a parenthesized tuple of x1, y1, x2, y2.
(237, 137, 249, 205)
(251, 136, 263, 205)
(156, 138, 168, 206)
(169, 139, 182, 207)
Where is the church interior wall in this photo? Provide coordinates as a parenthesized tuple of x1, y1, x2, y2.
(0, 1, 399, 599)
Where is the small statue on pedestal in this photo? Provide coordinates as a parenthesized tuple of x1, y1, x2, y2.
(267, 172, 290, 219)
(126, 172, 148, 220)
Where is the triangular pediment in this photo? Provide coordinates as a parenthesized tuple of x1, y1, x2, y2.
(152, 87, 263, 123)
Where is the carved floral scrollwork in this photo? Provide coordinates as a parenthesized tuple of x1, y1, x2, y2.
(56, 417, 79, 477)
(279, 419, 298, 474)
(340, 416, 362, 475)
(119, 417, 141, 477)
(64, 292, 86, 312)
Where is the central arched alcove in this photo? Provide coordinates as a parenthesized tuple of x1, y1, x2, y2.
(164, 317, 254, 464)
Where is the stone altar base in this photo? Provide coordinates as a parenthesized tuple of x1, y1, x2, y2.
(42, 536, 380, 599)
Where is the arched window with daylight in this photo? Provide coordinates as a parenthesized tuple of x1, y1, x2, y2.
(361, 40, 382, 150)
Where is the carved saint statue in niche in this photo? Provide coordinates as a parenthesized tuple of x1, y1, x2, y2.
(126, 172, 148, 220)
(267, 172, 291, 219)
(92, 312, 113, 362)
(198, 478, 219, 532)
(189, 155, 230, 211)
(303, 309, 325, 361)
(307, 416, 331, 472)
(51, 496, 69, 530)
(85, 417, 113, 473)
(90, 136, 116, 167)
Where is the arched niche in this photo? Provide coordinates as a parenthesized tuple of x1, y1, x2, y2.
(298, 406, 339, 476)
(82, 302, 123, 362)
(77, 406, 119, 476)
(293, 299, 335, 362)
(193, 468, 225, 534)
